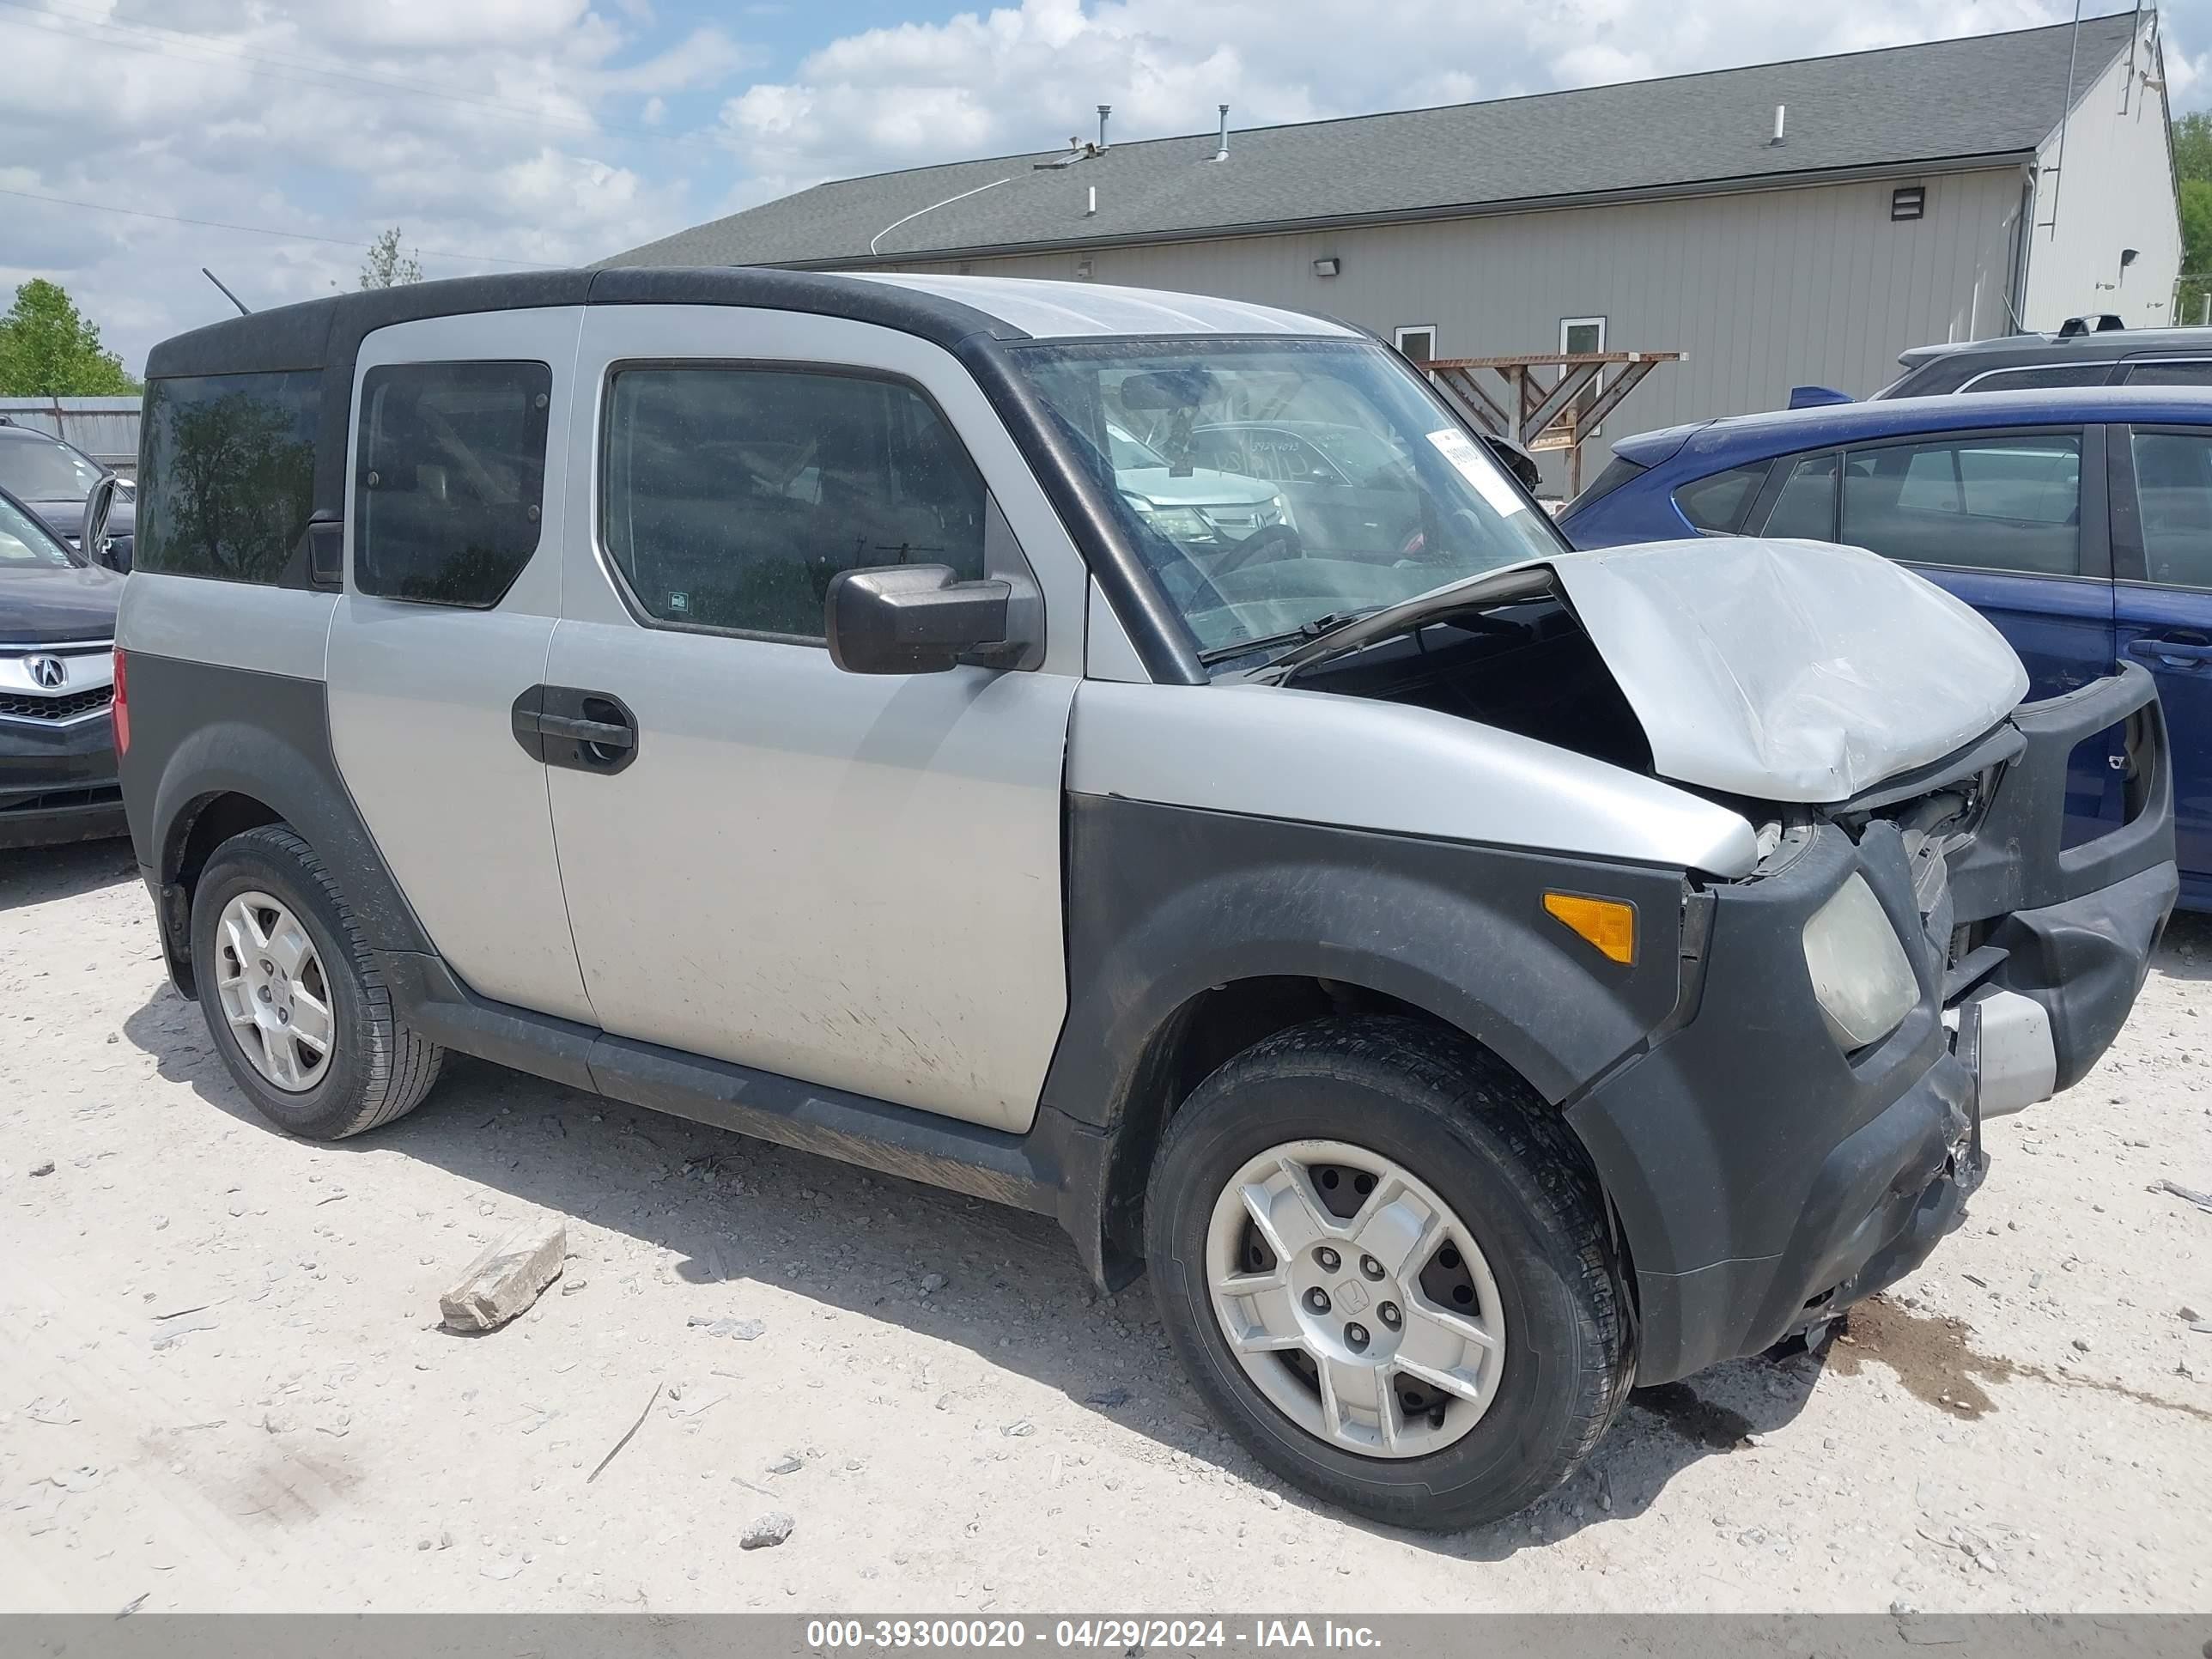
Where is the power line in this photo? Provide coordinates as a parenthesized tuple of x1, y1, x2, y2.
(0, 186, 562, 269)
(0, 0, 715, 149)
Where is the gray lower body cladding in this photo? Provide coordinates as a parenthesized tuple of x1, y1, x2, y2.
(118, 653, 435, 990)
(118, 651, 2175, 1392)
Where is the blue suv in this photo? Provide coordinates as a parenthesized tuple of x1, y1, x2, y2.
(1559, 386, 2212, 909)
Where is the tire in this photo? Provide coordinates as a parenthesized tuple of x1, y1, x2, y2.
(1144, 1015, 1633, 1530)
(190, 823, 445, 1139)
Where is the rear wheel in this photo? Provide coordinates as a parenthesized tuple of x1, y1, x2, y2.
(1145, 1016, 1633, 1529)
(191, 824, 444, 1139)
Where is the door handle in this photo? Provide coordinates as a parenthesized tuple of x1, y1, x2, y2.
(2125, 636, 2212, 667)
(511, 686, 640, 774)
(535, 712, 635, 749)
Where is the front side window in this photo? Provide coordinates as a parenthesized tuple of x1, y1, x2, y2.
(355, 360, 550, 607)
(602, 366, 988, 640)
(138, 370, 319, 583)
(0, 432, 103, 501)
(2130, 429, 2212, 588)
(1841, 434, 2080, 576)
(1011, 338, 1562, 664)
(0, 491, 76, 568)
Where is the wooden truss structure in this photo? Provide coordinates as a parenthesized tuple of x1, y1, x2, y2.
(1424, 350, 1686, 497)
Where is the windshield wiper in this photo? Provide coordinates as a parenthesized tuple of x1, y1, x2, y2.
(1197, 608, 1378, 666)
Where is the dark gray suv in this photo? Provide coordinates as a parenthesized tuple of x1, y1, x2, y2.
(1880, 317, 2212, 398)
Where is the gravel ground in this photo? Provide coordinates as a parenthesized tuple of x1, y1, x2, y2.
(2, 838, 2209, 1613)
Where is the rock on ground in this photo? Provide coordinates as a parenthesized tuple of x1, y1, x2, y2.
(740, 1511, 794, 1550)
(439, 1224, 565, 1332)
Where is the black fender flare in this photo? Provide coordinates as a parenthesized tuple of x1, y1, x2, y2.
(131, 659, 433, 967)
(1040, 794, 1689, 1130)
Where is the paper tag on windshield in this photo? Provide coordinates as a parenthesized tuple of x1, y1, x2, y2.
(1426, 428, 1528, 517)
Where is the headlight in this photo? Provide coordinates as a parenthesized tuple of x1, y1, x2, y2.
(1130, 501, 1215, 542)
(1802, 873, 1917, 1050)
(1266, 493, 1295, 532)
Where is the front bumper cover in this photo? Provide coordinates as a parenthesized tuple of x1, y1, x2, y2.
(0, 708, 123, 850)
(1567, 665, 2175, 1385)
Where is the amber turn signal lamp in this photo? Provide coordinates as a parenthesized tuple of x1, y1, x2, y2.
(1543, 892, 1636, 965)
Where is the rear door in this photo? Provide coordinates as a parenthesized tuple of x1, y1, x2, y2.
(541, 304, 1086, 1132)
(1747, 427, 2118, 837)
(2110, 422, 2212, 896)
(324, 308, 595, 1024)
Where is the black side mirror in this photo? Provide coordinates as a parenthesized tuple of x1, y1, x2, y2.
(825, 564, 1018, 675)
(78, 474, 123, 569)
(1478, 433, 1542, 494)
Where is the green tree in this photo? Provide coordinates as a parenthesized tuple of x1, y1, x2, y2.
(2173, 115, 2212, 324)
(0, 278, 138, 396)
(360, 227, 423, 289)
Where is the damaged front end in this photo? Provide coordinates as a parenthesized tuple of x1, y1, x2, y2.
(1269, 538, 2177, 1382)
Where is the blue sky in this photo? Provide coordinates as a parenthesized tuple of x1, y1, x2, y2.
(3, 1, 2205, 372)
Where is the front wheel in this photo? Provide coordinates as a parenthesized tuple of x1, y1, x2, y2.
(1144, 1016, 1634, 1529)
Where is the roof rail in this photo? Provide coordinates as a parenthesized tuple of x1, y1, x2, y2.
(2057, 313, 2127, 337)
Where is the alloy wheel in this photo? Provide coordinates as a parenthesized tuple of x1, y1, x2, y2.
(1205, 1138, 1504, 1458)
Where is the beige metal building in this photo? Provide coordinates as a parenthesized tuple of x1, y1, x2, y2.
(613, 12, 2183, 481)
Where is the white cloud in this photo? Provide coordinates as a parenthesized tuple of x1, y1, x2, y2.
(10, 0, 2205, 378)
(2, 0, 750, 369)
(713, 0, 2131, 205)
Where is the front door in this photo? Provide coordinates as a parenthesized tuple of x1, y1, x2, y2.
(2111, 422, 2212, 899)
(541, 305, 1085, 1132)
(324, 307, 595, 1023)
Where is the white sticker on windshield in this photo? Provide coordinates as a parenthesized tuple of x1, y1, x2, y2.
(1426, 428, 1529, 517)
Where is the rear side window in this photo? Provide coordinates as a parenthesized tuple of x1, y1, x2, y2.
(1762, 452, 1839, 540)
(2121, 360, 2212, 388)
(138, 370, 319, 583)
(1674, 463, 1769, 533)
(355, 360, 550, 607)
(1840, 435, 2081, 576)
(1960, 362, 2113, 392)
(601, 365, 988, 641)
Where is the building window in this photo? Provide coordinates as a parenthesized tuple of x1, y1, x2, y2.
(1394, 325, 1437, 363)
(1560, 316, 1606, 435)
(1891, 185, 1926, 221)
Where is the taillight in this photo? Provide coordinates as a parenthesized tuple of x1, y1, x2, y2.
(112, 646, 130, 757)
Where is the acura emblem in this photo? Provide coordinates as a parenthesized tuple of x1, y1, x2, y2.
(27, 655, 65, 690)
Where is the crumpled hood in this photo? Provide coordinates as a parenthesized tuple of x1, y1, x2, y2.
(1547, 538, 2027, 802)
(1271, 537, 2029, 804)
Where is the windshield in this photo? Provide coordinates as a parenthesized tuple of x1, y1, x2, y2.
(0, 432, 104, 500)
(0, 493, 78, 568)
(1106, 423, 1166, 471)
(1011, 338, 1561, 664)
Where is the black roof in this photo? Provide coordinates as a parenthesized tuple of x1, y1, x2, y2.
(143, 266, 1051, 381)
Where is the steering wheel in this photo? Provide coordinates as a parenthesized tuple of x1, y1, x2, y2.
(1209, 522, 1307, 576)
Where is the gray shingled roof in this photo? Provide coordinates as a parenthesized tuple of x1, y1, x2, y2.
(610, 14, 2136, 270)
